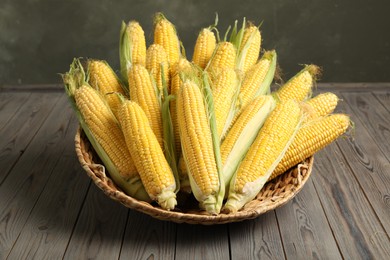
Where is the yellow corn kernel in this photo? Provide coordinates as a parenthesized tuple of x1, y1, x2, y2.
(177, 80, 220, 214)
(210, 68, 239, 137)
(145, 44, 170, 93)
(128, 64, 163, 146)
(306, 92, 339, 118)
(192, 28, 216, 69)
(221, 95, 272, 165)
(238, 51, 273, 109)
(119, 100, 177, 210)
(169, 58, 192, 156)
(126, 21, 146, 66)
(88, 60, 126, 119)
(274, 64, 320, 102)
(239, 23, 261, 73)
(224, 100, 302, 213)
(270, 114, 350, 180)
(154, 13, 180, 64)
(74, 85, 137, 179)
(206, 42, 236, 74)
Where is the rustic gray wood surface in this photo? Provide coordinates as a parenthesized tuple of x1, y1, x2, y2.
(0, 84, 389, 259)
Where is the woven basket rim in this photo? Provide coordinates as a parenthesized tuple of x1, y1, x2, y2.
(74, 127, 314, 225)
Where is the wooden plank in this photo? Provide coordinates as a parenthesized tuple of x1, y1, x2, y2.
(63, 185, 128, 260)
(5, 115, 91, 260)
(0, 95, 75, 259)
(373, 90, 390, 113)
(0, 84, 63, 92)
(0, 92, 61, 183)
(175, 222, 229, 259)
(333, 94, 390, 234)
(0, 92, 31, 130)
(316, 82, 390, 91)
(119, 210, 176, 260)
(312, 147, 390, 259)
(339, 92, 390, 161)
(229, 211, 285, 260)
(275, 179, 342, 259)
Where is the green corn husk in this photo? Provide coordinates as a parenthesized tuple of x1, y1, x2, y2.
(224, 101, 303, 213)
(63, 58, 150, 202)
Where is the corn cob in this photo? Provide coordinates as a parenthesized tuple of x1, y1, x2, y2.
(270, 114, 350, 180)
(63, 59, 149, 201)
(128, 64, 163, 146)
(119, 100, 177, 210)
(306, 92, 339, 118)
(273, 64, 320, 102)
(192, 28, 217, 69)
(169, 58, 193, 157)
(237, 23, 261, 73)
(206, 41, 236, 74)
(87, 59, 126, 119)
(119, 21, 147, 83)
(177, 79, 223, 214)
(210, 68, 239, 138)
(146, 44, 170, 93)
(224, 100, 302, 213)
(154, 13, 181, 65)
(238, 50, 277, 110)
(221, 96, 276, 186)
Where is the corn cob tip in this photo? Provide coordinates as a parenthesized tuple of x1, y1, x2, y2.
(200, 195, 220, 215)
(222, 193, 250, 214)
(305, 64, 322, 79)
(157, 189, 177, 210)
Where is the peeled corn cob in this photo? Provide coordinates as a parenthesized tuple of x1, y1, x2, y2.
(177, 79, 224, 214)
(238, 50, 277, 109)
(154, 13, 181, 64)
(306, 92, 339, 118)
(237, 23, 261, 73)
(169, 58, 193, 157)
(63, 59, 149, 202)
(119, 100, 177, 210)
(206, 41, 236, 74)
(270, 113, 350, 180)
(221, 95, 276, 187)
(211, 68, 239, 138)
(192, 28, 217, 69)
(146, 44, 170, 93)
(273, 64, 320, 102)
(87, 59, 126, 119)
(119, 21, 147, 83)
(224, 100, 302, 213)
(128, 64, 163, 146)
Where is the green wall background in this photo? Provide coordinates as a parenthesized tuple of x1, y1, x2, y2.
(0, 0, 389, 85)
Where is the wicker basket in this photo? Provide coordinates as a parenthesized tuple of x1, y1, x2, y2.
(74, 128, 313, 225)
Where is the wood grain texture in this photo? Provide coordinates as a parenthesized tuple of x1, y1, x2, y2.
(339, 92, 390, 160)
(333, 95, 390, 235)
(6, 115, 91, 260)
(63, 185, 129, 260)
(229, 211, 285, 260)
(373, 90, 390, 113)
(0, 92, 61, 183)
(312, 147, 390, 259)
(0, 92, 31, 130)
(120, 210, 176, 260)
(175, 222, 229, 260)
(0, 95, 73, 258)
(276, 179, 342, 260)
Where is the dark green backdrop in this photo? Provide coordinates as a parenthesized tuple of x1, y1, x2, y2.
(0, 0, 389, 85)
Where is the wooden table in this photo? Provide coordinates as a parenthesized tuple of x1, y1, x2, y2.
(0, 83, 389, 259)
